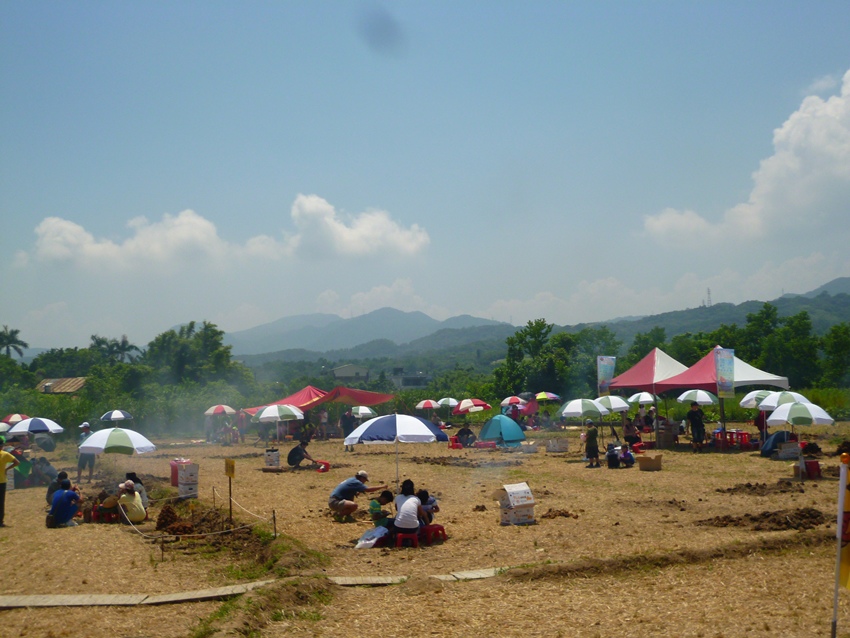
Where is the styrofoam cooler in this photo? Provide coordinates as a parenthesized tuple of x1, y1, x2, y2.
(170, 458, 192, 487)
(265, 448, 280, 467)
(178, 483, 199, 498)
(177, 463, 199, 485)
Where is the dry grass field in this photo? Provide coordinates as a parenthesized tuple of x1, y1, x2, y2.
(4, 423, 850, 637)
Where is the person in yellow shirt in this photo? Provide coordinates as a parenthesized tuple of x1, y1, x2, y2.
(1, 439, 21, 527)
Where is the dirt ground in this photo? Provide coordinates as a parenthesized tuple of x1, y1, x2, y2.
(4, 423, 850, 637)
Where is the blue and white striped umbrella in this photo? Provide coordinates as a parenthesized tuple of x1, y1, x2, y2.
(101, 409, 134, 422)
(345, 414, 449, 488)
(7, 417, 64, 435)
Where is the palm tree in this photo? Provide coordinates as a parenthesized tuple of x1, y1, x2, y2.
(0, 325, 29, 358)
(113, 334, 141, 363)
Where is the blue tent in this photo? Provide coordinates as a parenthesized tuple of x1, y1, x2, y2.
(480, 414, 526, 447)
(761, 430, 794, 457)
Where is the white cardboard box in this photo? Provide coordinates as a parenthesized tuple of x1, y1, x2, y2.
(178, 483, 199, 498)
(545, 439, 569, 453)
(265, 449, 280, 467)
(492, 482, 536, 525)
(177, 464, 199, 484)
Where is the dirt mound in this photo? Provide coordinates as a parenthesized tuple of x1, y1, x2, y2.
(473, 504, 487, 512)
(716, 481, 805, 496)
(696, 508, 825, 531)
(409, 456, 523, 468)
(824, 465, 840, 477)
(401, 574, 444, 596)
(835, 441, 850, 456)
(156, 504, 180, 530)
(801, 442, 822, 457)
(540, 508, 579, 519)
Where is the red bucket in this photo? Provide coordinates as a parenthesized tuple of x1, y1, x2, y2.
(316, 460, 330, 473)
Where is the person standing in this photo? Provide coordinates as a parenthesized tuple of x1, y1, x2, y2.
(686, 402, 706, 453)
(584, 419, 600, 468)
(0, 440, 20, 527)
(77, 422, 96, 484)
(328, 470, 387, 522)
(340, 408, 357, 452)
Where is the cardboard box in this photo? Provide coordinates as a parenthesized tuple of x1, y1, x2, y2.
(178, 483, 199, 498)
(519, 442, 540, 454)
(545, 439, 569, 453)
(776, 442, 801, 460)
(492, 482, 536, 525)
(265, 449, 280, 467)
(636, 453, 663, 471)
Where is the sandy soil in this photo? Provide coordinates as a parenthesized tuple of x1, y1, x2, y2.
(3, 423, 850, 637)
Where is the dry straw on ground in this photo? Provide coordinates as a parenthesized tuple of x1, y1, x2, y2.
(4, 422, 850, 637)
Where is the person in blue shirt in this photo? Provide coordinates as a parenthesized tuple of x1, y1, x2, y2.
(328, 470, 387, 523)
(50, 479, 82, 527)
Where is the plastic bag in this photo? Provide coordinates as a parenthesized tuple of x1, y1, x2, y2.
(355, 526, 388, 549)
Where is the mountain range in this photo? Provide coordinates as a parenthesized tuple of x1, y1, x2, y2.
(229, 277, 850, 365)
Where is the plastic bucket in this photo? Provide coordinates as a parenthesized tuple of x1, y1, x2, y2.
(316, 460, 330, 473)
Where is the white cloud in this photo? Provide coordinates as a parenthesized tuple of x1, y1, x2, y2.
(289, 194, 429, 257)
(805, 74, 839, 95)
(644, 69, 850, 247)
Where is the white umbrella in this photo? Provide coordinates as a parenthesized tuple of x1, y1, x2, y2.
(437, 397, 458, 409)
(7, 417, 64, 435)
(560, 398, 610, 419)
(345, 414, 449, 487)
(758, 391, 811, 412)
(766, 402, 834, 427)
(452, 398, 492, 415)
(204, 404, 236, 416)
(351, 406, 377, 419)
(739, 390, 774, 409)
(594, 396, 631, 413)
(79, 427, 156, 455)
(252, 404, 304, 422)
(627, 392, 658, 405)
(677, 390, 718, 405)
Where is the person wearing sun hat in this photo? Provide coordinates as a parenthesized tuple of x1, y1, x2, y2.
(328, 470, 388, 523)
(117, 480, 146, 524)
(76, 422, 96, 484)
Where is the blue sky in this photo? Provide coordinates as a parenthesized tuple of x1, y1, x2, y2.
(2, 2, 849, 349)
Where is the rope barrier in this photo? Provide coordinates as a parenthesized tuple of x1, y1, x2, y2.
(211, 486, 268, 521)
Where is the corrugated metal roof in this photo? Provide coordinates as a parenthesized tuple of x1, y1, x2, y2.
(36, 377, 87, 394)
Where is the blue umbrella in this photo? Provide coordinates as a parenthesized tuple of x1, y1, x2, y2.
(345, 414, 448, 487)
(479, 414, 526, 446)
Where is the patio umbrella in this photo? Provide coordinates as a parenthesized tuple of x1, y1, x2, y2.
(7, 417, 64, 435)
(252, 404, 304, 422)
(415, 399, 441, 410)
(560, 399, 610, 420)
(452, 398, 492, 415)
(351, 406, 377, 419)
(535, 391, 561, 402)
(766, 402, 834, 427)
(1, 413, 29, 425)
(79, 427, 156, 455)
(344, 414, 449, 487)
(594, 396, 631, 413)
(500, 396, 527, 407)
(677, 390, 718, 405)
(627, 392, 659, 405)
(739, 390, 774, 409)
(757, 391, 811, 412)
(204, 404, 236, 416)
(437, 397, 458, 409)
(101, 409, 133, 422)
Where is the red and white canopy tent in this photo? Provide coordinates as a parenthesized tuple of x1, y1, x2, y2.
(244, 385, 394, 415)
(608, 348, 689, 396)
(654, 345, 789, 428)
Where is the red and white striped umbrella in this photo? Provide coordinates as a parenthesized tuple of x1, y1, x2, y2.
(452, 398, 492, 415)
(1, 413, 29, 425)
(415, 399, 441, 410)
(205, 404, 236, 416)
(500, 396, 527, 407)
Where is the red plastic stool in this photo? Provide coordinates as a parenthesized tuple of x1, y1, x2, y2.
(395, 532, 419, 548)
(420, 524, 447, 545)
(448, 436, 463, 450)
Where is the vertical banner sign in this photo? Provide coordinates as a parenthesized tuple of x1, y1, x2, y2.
(714, 348, 735, 399)
(597, 356, 616, 397)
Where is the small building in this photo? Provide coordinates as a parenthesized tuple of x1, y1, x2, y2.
(36, 377, 87, 394)
(332, 364, 369, 382)
(389, 367, 431, 389)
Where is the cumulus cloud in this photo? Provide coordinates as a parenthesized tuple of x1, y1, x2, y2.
(805, 74, 839, 95)
(23, 195, 428, 271)
(289, 194, 429, 257)
(644, 69, 850, 245)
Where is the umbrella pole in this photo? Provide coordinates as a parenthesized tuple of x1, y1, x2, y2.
(395, 439, 400, 492)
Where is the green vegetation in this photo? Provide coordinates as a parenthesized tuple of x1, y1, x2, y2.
(1, 301, 849, 441)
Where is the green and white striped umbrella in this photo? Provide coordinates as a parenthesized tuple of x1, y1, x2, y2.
(757, 391, 810, 412)
(676, 390, 718, 405)
(739, 390, 774, 409)
(560, 398, 610, 419)
(252, 404, 304, 423)
(594, 396, 631, 413)
(79, 427, 156, 455)
(766, 402, 834, 426)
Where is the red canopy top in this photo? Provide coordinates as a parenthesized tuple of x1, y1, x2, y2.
(245, 385, 394, 415)
(608, 347, 688, 394)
